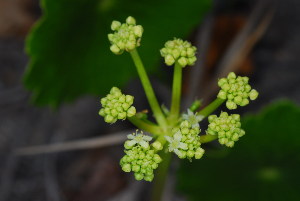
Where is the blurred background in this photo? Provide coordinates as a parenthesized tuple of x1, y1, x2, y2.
(0, 0, 300, 200)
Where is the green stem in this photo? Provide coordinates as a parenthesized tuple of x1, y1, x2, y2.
(129, 49, 167, 128)
(200, 134, 218, 143)
(198, 98, 225, 117)
(169, 62, 182, 121)
(128, 116, 162, 135)
(151, 151, 172, 201)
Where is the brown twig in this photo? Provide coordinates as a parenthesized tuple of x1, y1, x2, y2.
(14, 130, 134, 156)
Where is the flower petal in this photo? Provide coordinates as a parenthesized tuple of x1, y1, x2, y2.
(127, 134, 135, 139)
(174, 149, 183, 157)
(179, 142, 188, 150)
(127, 140, 137, 147)
(139, 141, 149, 149)
(164, 136, 173, 143)
(143, 135, 153, 141)
(174, 131, 182, 141)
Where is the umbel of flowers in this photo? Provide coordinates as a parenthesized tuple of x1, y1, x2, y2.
(120, 131, 162, 182)
(99, 16, 259, 183)
(217, 72, 259, 110)
(160, 38, 197, 67)
(108, 16, 143, 54)
(206, 112, 245, 147)
(99, 87, 136, 123)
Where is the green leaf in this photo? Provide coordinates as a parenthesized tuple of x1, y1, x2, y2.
(177, 100, 300, 201)
(24, 0, 211, 107)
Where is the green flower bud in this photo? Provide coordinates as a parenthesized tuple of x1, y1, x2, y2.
(160, 38, 197, 67)
(126, 16, 136, 25)
(134, 173, 144, 180)
(133, 25, 143, 37)
(226, 101, 237, 110)
(122, 164, 131, 172)
(249, 89, 259, 100)
(127, 106, 136, 117)
(165, 55, 175, 66)
(110, 44, 121, 54)
(195, 148, 205, 159)
(111, 20, 121, 31)
(178, 57, 188, 67)
(152, 141, 163, 150)
(144, 174, 154, 182)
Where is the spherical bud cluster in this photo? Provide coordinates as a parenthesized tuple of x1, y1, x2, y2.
(160, 38, 197, 67)
(217, 72, 259, 110)
(99, 87, 136, 123)
(165, 120, 204, 160)
(206, 112, 245, 147)
(108, 16, 143, 54)
(120, 131, 162, 182)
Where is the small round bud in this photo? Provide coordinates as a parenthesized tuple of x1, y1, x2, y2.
(134, 173, 143, 180)
(178, 57, 188, 67)
(165, 55, 175, 66)
(110, 44, 121, 54)
(152, 141, 163, 150)
(127, 106, 136, 117)
(122, 164, 131, 172)
(249, 89, 259, 100)
(111, 21, 121, 31)
(126, 16, 136, 25)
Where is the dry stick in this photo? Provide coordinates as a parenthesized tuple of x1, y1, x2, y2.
(183, 14, 214, 108)
(202, 3, 276, 100)
(14, 130, 134, 156)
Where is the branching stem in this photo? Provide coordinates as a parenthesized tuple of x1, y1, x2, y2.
(198, 98, 225, 117)
(130, 49, 167, 128)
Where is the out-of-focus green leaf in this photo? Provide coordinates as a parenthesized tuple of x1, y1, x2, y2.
(177, 100, 300, 201)
(24, 0, 211, 107)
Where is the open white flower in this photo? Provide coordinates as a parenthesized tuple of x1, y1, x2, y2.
(126, 131, 152, 149)
(165, 131, 188, 157)
(182, 109, 204, 128)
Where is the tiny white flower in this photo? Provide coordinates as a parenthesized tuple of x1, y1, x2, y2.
(182, 109, 204, 128)
(164, 131, 188, 157)
(127, 130, 152, 149)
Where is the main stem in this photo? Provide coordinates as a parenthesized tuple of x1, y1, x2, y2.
(151, 151, 172, 201)
(169, 62, 182, 121)
(130, 49, 167, 128)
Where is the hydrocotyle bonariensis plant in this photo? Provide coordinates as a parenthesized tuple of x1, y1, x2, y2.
(99, 16, 258, 200)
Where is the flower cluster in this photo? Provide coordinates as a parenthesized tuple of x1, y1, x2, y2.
(206, 112, 245, 147)
(120, 131, 162, 182)
(165, 120, 204, 160)
(108, 16, 143, 54)
(160, 38, 197, 67)
(99, 87, 136, 123)
(217, 72, 259, 110)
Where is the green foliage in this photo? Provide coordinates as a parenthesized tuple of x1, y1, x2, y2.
(177, 100, 300, 201)
(24, 0, 211, 107)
